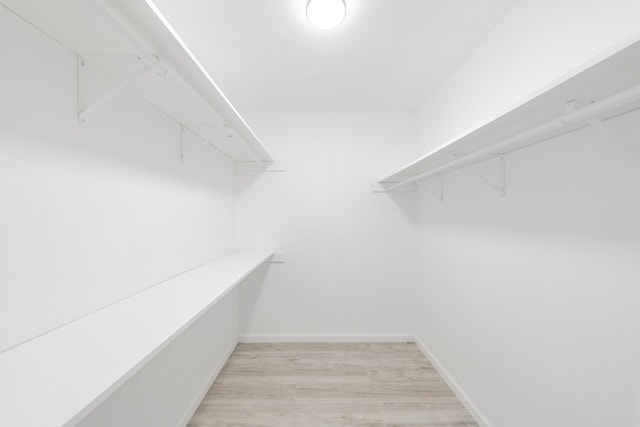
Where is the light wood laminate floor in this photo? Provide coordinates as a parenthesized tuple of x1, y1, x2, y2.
(188, 342, 478, 426)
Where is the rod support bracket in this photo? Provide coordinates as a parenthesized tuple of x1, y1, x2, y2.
(468, 154, 506, 197)
(76, 54, 149, 123)
(372, 182, 417, 193)
(427, 174, 444, 202)
(236, 161, 286, 172)
(180, 123, 245, 162)
(564, 98, 594, 114)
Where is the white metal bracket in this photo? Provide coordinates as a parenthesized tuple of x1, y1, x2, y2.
(76, 54, 149, 122)
(371, 181, 418, 193)
(268, 252, 286, 264)
(564, 98, 594, 114)
(180, 124, 229, 162)
(468, 154, 506, 196)
(236, 161, 286, 172)
(424, 174, 444, 202)
(180, 125, 285, 171)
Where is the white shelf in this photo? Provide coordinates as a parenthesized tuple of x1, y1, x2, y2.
(2, 0, 274, 165)
(0, 250, 273, 427)
(376, 38, 640, 192)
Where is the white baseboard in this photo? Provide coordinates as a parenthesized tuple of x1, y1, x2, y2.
(413, 335, 492, 427)
(177, 338, 238, 427)
(239, 333, 415, 343)
(191, 334, 489, 427)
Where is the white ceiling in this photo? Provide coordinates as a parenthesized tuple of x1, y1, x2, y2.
(150, 0, 518, 112)
(2, 0, 517, 113)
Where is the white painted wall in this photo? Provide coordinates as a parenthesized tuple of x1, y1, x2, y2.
(236, 113, 419, 340)
(414, 1, 640, 426)
(417, 0, 640, 154)
(1, 6, 248, 426)
(416, 111, 640, 427)
(0, 6, 236, 353)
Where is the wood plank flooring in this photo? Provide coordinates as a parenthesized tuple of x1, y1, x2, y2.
(188, 342, 478, 427)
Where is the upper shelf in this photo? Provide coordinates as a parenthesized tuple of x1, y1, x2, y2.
(376, 38, 640, 192)
(0, 250, 273, 427)
(3, 0, 273, 166)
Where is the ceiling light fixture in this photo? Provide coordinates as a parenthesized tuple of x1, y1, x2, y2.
(306, 0, 346, 30)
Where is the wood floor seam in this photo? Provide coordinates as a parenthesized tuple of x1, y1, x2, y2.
(188, 342, 478, 427)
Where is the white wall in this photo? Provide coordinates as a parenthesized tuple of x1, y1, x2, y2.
(236, 113, 419, 339)
(0, 5, 236, 353)
(417, 0, 640, 153)
(414, 1, 640, 426)
(1, 6, 247, 426)
(416, 111, 640, 427)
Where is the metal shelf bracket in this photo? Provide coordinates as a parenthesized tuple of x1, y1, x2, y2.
(180, 125, 285, 171)
(425, 174, 444, 202)
(268, 252, 286, 263)
(236, 161, 286, 172)
(180, 123, 228, 162)
(372, 181, 418, 193)
(76, 54, 149, 123)
(468, 154, 506, 196)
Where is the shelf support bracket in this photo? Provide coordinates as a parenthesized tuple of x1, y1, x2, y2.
(426, 174, 444, 202)
(371, 181, 417, 193)
(180, 124, 225, 162)
(236, 161, 286, 172)
(469, 154, 506, 196)
(268, 252, 286, 264)
(180, 125, 200, 162)
(77, 54, 149, 123)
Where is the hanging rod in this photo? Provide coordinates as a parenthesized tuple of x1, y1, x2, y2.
(85, 0, 166, 76)
(85, 0, 273, 168)
(384, 82, 640, 191)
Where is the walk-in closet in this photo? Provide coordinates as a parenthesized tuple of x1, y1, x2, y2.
(1, 1, 639, 426)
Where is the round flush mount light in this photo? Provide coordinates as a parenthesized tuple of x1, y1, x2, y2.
(306, 0, 346, 30)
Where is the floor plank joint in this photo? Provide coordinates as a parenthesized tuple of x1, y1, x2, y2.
(188, 342, 478, 427)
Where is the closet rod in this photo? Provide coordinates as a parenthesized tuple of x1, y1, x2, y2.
(85, 0, 271, 168)
(85, 0, 166, 76)
(386, 82, 640, 191)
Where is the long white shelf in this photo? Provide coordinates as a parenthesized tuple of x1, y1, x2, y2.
(2, 0, 273, 166)
(376, 38, 640, 192)
(0, 250, 273, 427)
